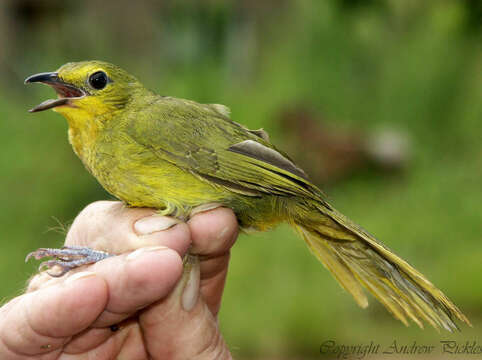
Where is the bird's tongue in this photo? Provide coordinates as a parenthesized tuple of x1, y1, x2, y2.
(29, 98, 70, 113)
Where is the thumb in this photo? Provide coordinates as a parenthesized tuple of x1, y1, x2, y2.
(139, 256, 231, 360)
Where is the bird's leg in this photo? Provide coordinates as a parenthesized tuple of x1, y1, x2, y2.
(25, 246, 113, 277)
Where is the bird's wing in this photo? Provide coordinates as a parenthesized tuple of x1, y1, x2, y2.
(127, 97, 322, 199)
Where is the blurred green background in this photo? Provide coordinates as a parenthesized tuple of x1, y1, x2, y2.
(0, 0, 481, 358)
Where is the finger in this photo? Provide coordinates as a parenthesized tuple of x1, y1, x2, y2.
(27, 226, 191, 294)
(0, 272, 107, 357)
(63, 319, 148, 359)
(188, 207, 238, 314)
(139, 266, 231, 360)
(86, 246, 183, 327)
(65, 201, 191, 256)
(188, 207, 238, 256)
(199, 256, 230, 316)
(135, 209, 237, 359)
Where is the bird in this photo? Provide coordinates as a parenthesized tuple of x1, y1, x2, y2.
(25, 60, 470, 331)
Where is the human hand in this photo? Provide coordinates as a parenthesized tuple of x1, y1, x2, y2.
(0, 201, 238, 359)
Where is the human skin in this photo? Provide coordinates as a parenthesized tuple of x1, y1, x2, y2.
(0, 201, 238, 359)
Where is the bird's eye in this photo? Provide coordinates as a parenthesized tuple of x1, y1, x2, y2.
(88, 71, 108, 90)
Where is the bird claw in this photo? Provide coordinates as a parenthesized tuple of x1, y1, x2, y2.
(26, 246, 113, 277)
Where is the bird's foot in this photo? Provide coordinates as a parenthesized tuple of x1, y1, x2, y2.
(25, 246, 113, 277)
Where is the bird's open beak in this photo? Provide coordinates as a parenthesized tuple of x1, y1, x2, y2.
(25, 72, 86, 112)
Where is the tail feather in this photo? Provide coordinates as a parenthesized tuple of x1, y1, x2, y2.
(293, 205, 471, 332)
(300, 225, 368, 308)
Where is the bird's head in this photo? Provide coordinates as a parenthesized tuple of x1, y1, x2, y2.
(25, 60, 143, 119)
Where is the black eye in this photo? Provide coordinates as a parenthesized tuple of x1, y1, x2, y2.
(88, 71, 108, 90)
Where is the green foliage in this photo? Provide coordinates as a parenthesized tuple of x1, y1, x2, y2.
(0, 0, 480, 358)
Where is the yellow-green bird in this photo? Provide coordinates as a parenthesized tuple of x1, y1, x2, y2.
(25, 60, 470, 331)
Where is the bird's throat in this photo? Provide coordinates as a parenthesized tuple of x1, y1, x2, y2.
(63, 110, 103, 172)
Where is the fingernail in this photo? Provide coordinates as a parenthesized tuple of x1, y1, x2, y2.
(66, 271, 96, 284)
(134, 215, 181, 235)
(181, 254, 201, 311)
(126, 246, 169, 261)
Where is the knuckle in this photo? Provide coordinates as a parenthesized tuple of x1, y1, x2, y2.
(81, 200, 121, 217)
(191, 316, 228, 360)
(67, 201, 122, 244)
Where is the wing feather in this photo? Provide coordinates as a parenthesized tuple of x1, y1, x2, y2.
(127, 97, 321, 199)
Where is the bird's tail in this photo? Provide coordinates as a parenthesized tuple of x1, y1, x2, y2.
(292, 202, 471, 331)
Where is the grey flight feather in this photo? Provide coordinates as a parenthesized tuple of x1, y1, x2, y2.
(228, 140, 309, 181)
